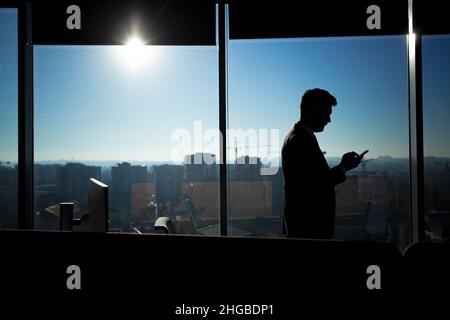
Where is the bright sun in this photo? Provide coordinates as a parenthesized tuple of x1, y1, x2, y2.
(117, 36, 155, 72)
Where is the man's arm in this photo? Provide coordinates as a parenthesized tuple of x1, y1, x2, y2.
(329, 165, 346, 186)
(329, 151, 364, 186)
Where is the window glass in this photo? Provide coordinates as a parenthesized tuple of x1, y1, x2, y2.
(423, 35, 450, 241)
(34, 45, 219, 234)
(0, 9, 18, 229)
(228, 36, 411, 249)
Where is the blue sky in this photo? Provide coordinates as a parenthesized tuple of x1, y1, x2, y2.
(423, 35, 450, 157)
(1, 8, 450, 163)
(33, 45, 219, 162)
(229, 36, 410, 159)
(0, 9, 18, 163)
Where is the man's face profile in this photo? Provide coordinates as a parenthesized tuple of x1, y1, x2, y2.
(311, 104, 332, 132)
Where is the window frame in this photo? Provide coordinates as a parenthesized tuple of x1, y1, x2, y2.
(12, 0, 432, 245)
(0, 1, 27, 229)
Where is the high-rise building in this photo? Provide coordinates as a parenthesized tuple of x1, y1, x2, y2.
(228, 155, 262, 181)
(131, 182, 156, 223)
(111, 162, 147, 194)
(153, 164, 184, 202)
(110, 162, 148, 216)
(56, 162, 101, 206)
(184, 153, 218, 181)
(35, 164, 61, 186)
(0, 165, 17, 228)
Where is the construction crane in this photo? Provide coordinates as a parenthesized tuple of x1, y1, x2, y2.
(182, 193, 200, 234)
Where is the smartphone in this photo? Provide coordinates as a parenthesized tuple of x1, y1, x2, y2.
(359, 150, 369, 158)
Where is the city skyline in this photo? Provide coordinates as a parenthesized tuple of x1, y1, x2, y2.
(3, 154, 450, 168)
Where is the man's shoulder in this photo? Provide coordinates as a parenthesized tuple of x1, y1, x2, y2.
(283, 125, 312, 148)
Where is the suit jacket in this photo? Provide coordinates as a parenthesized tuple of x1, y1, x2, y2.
(282, 122, 346, 239)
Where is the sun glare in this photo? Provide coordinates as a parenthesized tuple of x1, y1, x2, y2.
(117, 35, 155, 72)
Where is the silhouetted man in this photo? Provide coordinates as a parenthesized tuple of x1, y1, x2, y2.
(282, 88, 363, 239)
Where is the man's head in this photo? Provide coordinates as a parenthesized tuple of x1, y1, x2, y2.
(299, 88, 337, 132)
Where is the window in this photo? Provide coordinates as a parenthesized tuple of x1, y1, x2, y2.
(0, 8, 18, 229)
(227, 36, 411, 249)
(423, 35, 450, 241)
(33, 45, 220, 234)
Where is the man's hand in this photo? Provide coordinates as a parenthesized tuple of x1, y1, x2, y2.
(340, 151, 363, 172)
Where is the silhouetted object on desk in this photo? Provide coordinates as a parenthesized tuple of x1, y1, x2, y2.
(282, 88, 365, 239)
(57, 178, 109, 232)
(154, 216, 175, 234)
(60, 202, 74, 231)
(80, 178, 109, 232)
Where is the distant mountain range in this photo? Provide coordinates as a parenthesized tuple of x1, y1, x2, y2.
(34, 160, 175, 167)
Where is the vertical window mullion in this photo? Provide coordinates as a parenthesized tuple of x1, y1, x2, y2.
(408, 0, 425, 243)
(18, 0, 33, 229)
(218, 3, 228, 236)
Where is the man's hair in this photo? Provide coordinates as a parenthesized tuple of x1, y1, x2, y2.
(300, 88, 337, 117)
